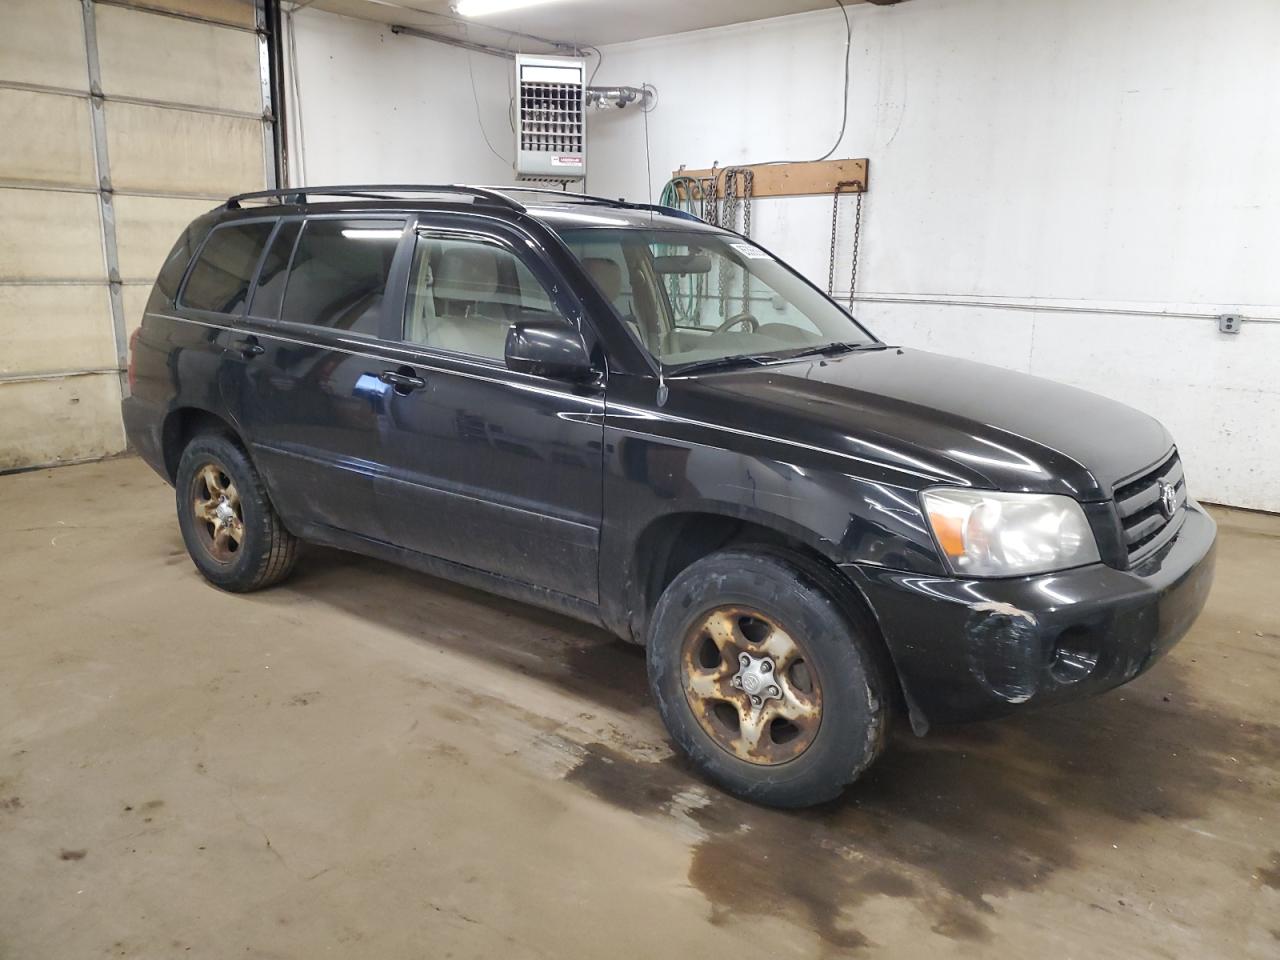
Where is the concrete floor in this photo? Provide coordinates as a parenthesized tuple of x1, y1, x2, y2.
(1, 457, 1277, 959)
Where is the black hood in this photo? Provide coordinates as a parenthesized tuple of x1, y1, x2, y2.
(672, 347, 1173, 501)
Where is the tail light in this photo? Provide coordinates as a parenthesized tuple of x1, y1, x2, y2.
(127, 327, 142, 391)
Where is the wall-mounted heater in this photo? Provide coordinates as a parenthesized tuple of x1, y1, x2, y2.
(514, 54, 586, 183)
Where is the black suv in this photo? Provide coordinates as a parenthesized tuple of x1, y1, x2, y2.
(123, 184, 1216, 807)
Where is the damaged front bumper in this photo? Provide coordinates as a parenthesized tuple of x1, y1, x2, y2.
(843, 501, 1217, 729)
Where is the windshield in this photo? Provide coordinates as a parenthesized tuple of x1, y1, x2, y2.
(555, 227, 875, 371)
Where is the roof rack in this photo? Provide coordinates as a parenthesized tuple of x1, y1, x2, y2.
(225, 184, 525, 212)
(223, 183, 704, 225)
(472, 185, 623, 206)
(471, 185, 704, 223)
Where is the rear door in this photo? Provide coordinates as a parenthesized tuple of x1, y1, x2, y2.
(369, 216, 606, 602)
(219, 215, 410, 541)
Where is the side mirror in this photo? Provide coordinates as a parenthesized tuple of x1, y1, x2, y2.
(505, 320, 595, 380)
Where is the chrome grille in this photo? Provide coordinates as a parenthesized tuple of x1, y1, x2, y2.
(1114, 450, 1187, 564)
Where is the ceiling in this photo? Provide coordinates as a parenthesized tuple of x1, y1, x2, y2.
(300, 0, 867, 49)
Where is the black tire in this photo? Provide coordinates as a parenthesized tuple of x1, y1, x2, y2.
(647, 549, 891, 808)
(175, 432, 298, 592)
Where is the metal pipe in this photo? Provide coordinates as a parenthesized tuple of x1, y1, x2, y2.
(586, 86, 649, 108)
(389, 24, 516, 59)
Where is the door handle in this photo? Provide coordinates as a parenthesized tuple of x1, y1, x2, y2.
(234, 336, 265, 358)
(378, 367, 427, 394)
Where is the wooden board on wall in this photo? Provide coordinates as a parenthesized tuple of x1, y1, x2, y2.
(671, 158, 869, 198)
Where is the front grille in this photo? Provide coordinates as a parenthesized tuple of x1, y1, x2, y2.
(1113, 450, 1187, 564)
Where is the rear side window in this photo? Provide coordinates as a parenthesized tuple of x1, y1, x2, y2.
(247, 220, 301, 320)
(180, 221, 274, 314)
(279, 218, 404, 336)
(155, 212, 217, 302)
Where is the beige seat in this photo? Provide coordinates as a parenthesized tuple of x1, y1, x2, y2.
(408, 245, 512, 358)
(581, 256, 645, 343)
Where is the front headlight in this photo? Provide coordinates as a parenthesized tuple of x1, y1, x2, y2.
(921, 488, 1100, 577)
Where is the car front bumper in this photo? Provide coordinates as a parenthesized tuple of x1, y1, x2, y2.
(843, 501, 1217, 728)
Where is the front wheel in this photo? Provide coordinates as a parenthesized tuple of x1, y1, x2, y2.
(175, 433, 298, 592)
(647, 550, 891, 808)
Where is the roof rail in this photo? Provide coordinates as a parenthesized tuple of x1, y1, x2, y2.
(471, 186, 706, 223)
(224, 184, 525, 212)
(472, 185, 622, 206)
(626, 202, 705, 223)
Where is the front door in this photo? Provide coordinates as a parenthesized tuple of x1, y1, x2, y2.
(369, 221, 605, 603)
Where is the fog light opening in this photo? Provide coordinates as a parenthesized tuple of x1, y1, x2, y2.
(1049, 627, 1099, 684)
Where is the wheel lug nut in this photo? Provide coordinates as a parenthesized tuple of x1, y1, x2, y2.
(769, 685, 779, 697)
(739, 654, 749, 666)
(751, 695, 761, 705)
(761, 661, 772, 673)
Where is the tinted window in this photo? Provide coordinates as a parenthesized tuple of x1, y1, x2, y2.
(279, 219, 404, 336)
(156, 212, 217, 302)
(181, 221, 274, 314)
(403, 233, 559, 359)
(247, 220, 301, 320)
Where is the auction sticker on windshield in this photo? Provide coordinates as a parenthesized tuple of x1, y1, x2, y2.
(729, 242, 771, 260)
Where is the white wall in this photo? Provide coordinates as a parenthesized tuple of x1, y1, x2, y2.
(585, 0, 1280, 511)
(287, 0, 1280, 511)
(284, 9, 516, 186)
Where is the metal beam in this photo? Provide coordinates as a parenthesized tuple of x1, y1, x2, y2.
(81, 0, 130, 399)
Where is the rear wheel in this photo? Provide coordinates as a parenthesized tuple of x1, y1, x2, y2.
(175, 433, 298, 592)
(648, 550, 890, 807)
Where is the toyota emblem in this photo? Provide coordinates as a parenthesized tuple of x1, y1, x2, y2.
(1158, 481, 1177, 519)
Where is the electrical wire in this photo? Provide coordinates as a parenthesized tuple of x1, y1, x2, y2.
(286, 9, 308, 185)
(753, 0, 852, 165)
(642, 82, 654, 205)
(584, 45, 604, 86)
(465, 30, 513, 167)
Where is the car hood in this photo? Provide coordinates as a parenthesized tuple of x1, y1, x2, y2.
(673, 347, 1173, 500)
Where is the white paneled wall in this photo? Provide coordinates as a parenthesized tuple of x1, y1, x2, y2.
(283, 9, 515, 187)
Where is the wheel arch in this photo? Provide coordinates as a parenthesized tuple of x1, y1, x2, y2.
(622, 508, 908, 720)
(160, 406, 242, 482)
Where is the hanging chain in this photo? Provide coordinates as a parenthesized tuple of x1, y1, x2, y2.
(740, 169, 754, 312)
(848, 188, 863, 310)
(719, 168, 739, 317)
(700, 163, 719, 226)
(827, 185, 842, 296)
(828, 179, 865, 309)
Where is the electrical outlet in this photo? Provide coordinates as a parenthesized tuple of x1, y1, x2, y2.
(1218, 314, 1243, 334)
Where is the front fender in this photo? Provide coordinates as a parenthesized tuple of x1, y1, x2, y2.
(598, 400, 947, 639)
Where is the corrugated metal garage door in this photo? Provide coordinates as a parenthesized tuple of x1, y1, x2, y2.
(0, 0, 271, 470)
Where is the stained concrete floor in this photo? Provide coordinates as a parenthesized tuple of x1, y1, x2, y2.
(1, 456, 1277, 959)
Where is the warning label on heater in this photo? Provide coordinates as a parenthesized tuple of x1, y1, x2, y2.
(551, 156, 584, 166)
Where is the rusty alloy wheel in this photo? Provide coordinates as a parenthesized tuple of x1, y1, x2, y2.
(680, 607, 823, 765)
(189, 460, 245, 563)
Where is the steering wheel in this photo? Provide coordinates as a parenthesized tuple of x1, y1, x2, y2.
(715, 311, 759, 334)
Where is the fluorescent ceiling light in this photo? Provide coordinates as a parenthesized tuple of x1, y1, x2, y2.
(341, 229, 402, 239)
(453, 0, 567, 17)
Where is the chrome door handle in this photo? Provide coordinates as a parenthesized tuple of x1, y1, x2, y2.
(234, 336, 264, 358)
(378, 368, 427, 394)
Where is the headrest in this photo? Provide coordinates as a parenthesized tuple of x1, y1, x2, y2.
(434, 246, 500, 300)
(581, 257, 623, 303)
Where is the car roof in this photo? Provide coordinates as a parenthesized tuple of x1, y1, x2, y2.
(216, 184, 723, 235)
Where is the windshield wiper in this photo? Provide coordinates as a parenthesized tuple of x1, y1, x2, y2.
(784, 341, 886, 360)
(667, 354, 775, 376)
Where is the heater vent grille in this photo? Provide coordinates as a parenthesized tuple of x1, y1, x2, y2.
(515, 55, 586, 182)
